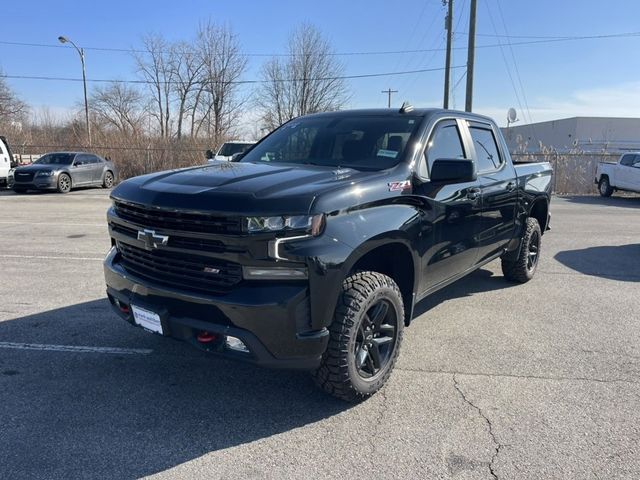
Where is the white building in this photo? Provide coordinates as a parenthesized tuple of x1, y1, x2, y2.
(501, 117, 640, 153)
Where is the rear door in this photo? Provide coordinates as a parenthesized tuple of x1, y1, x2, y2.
(88, 155, 105, 183)
(466, 120, 518, 263)
(627, 154, 640, 191)
(414, 118, 482, 292)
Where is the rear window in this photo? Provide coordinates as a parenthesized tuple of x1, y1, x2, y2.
(469, 127, 502, 171)
(218, 143, 254, 157)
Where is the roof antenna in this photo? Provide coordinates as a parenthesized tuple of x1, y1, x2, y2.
(399, 101, 414, 114)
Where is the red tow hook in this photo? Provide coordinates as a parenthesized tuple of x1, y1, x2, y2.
(197, 331, 217, 343)
(115, 300, 130, 315)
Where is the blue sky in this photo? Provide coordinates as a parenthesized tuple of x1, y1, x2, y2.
(1, 0, 639, 128)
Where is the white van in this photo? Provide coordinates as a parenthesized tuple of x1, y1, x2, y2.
(0, 136, 14, 188)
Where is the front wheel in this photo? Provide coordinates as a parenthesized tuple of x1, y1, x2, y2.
(57, 173, 72, 194)
(313, 271, 404, 402)
(501, 217, 542, 283)
(598, 177, 613, 197)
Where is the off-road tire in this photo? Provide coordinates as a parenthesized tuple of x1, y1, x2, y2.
(57, 173, 71, 194)
(313, 271, 404, 402)
(502, 217, 542, 283)
(103, 171, 114, 188)
(598, 177, 613, 197)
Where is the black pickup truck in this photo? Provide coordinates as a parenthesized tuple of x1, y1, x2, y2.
(104, 107, 552, 401)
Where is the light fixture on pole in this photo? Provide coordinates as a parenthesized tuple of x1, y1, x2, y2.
(58, 35, 91, 146)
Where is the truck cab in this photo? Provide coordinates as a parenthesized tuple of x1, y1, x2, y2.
(596, 153, 640, 196)
(0, 136, 14, 188)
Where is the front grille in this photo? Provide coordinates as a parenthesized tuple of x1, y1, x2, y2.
(110, 223, 244, 254)
(114, 201, 242, 235)
(14, 172, 34, 182)
(117, 242, 242, 294)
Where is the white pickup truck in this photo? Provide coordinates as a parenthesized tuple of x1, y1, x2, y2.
(595, 153, 640, 196)
(0, 136, 15, 188)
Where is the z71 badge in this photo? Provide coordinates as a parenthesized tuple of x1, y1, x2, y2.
(388, 180, 411, 192)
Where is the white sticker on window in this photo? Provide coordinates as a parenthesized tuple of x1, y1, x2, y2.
(377, 149, 398, 158)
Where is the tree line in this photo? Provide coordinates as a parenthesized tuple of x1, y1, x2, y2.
(0, 21, 350, 174)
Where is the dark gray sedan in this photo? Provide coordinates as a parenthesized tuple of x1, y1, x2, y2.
(12, 152, 116, 194)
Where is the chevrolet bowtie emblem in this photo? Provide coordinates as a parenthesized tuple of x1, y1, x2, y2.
(137, 229, 169, 250)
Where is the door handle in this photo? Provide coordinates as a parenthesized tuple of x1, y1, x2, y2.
(506, 181, 516, 191)
(466, 187, 481, 200)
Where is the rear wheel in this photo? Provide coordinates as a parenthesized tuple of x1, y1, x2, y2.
(313, 271, 404, 402)
(501, 217, 542, 283)
(598, 177, 613, 197)
(102, 171, 114, 188)
(57, 173, 71, 194)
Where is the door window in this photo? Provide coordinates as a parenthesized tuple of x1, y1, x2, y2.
(621, 154, 636, 166)
(469, 127, 502, 172)
(424, 122, 466, 176)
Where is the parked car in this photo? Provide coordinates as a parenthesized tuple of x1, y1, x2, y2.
(12, 152, 116, 194)
(207, 140, 256, 162)
(0, 136, 15, 188)
(595, 153, 640, 196)
(104, 107, 552, 401)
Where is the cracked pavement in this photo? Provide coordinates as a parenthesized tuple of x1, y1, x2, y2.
(1, 190, 639, 479)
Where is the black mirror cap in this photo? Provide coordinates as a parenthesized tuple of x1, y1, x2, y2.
(430, 158, 476, 184)
(230, 152, 244, 162)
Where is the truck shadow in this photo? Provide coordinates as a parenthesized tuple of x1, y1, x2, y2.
(561, 195, 640, 209)
(0, 299, 349, 479)
(554, 244, 640, 282)
(413, 268, 513, 318)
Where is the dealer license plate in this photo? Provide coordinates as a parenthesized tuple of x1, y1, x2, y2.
(131, 305, 163, 334)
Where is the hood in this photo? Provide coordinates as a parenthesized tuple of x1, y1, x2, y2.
(14, 164, 60, 172)
(111, 160, 399, 216)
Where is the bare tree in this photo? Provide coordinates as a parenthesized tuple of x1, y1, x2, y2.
(0, 72, 28, 124)
(257, 23, 350, 130)
(134, 34, 175, 138)
(169, 41, 205, 139)
(195, 21, 247, 144)
(89, 82, 145, 136)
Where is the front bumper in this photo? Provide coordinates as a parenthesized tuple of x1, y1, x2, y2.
(104, 247, 329, 369)
(13, 176, 57, 190)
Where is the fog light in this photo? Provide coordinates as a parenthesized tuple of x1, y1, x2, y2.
(242, 266, 307, 280)
(225, 336, 249, 353)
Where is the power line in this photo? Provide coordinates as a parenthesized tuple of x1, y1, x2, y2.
(0, 30, 638, 57)
(0, 65, 466, 86)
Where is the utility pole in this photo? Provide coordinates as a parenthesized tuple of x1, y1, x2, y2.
(443, 0, 454, 109)
(381, 88, 398, 108)
(464, 0, 477, 112)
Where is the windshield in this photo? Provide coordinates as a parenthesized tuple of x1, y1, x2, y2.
(218, 143, 254, 157)
(240, 115, 423, 171)
(34, 153, 75, 165)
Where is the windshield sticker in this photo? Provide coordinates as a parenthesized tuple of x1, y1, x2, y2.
(388, 180, 411, 192)
(377, 149, 398, 158)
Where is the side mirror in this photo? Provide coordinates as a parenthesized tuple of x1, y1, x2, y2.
(230, 152, 244, 162)
(430, 159, 476, 184)
(205, 149, 214, 160)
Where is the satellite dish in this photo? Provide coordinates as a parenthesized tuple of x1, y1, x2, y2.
(507, 108, 518, 123)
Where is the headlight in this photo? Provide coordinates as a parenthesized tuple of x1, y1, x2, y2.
(245, 214, 325, 236)
(36, 170, 55, 177)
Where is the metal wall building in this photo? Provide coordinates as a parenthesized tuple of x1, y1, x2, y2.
(501, 117, 640, 153)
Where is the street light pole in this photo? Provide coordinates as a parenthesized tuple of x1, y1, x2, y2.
(58, 36, 91, 146)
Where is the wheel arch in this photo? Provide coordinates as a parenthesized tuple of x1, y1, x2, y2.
(529, 198, 549, 233)
(345, 238, 418, 326)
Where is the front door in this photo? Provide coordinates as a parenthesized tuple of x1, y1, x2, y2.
(414, 118, 482, 293)
(72, 154, 94, 185)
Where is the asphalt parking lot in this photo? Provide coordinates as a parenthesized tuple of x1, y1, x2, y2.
(1, 188, 639, 479)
